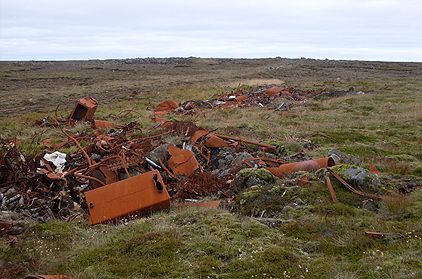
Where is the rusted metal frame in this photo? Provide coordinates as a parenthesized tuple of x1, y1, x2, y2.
(326, 168, 383, 201)
(189, 102, 200, 113)
(41, 158, 55, 173)
(258, 157, 288, 165)
(324, 169, 338, 202)
(365, 231, 404, 239)
(118, 151, 131, 178)
(283, 152, 306, 159)
(214, 134, 277, 150)
(2, 191, 32, 208)
(111, 108, 135, 120)
(303, 133, 332, 139)
(63, 155, 120, 179)
(0, 221, 26, 236)
(73, 172, 106, 187)
(31, 127, 53, 146)
(158, 158, 182, 182)
(60, 127, 92, 166)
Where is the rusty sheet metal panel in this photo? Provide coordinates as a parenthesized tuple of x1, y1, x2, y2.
(85, 170, 170, 225)
(168, 145, 199, 175)
(265, 86, 284, 97)
(190, 127, 208, 144)
(155, 100, 179, 115)
(266, 157, 335, 178)
(69, 96, 98, 121)
(93, 119, 114, 129)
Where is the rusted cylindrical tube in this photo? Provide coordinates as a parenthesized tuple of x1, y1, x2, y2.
(266, 157, 335, 178)
(214, 134, 277, 150)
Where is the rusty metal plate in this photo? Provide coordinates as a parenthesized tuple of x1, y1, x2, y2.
(168, 145, 199, 175)
(93, 119, 114, 129)
(85, 170, 170, 225)
(155, 100, 179, 115)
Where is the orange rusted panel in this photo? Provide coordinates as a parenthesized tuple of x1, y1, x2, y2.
(235, 95, 247, 102)
(168, 145, 199, 175)
(205, 135, 233, 148)
(236, 88, 244, 95)
(85, 170, 170, 225)
(155, 100, 179, 115)
(266, 157, 335, 178)
(369, 163, 381, 175)
(69, 96, 98, 121)
(190, 127, 208, 144)
(151, 116, 167, 123)
(91, 166, 118, 188)
(93, 119, 114, 129)
(265, 86, 284, 97)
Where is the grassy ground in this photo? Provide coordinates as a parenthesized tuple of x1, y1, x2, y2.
(1, 58, 422, 278)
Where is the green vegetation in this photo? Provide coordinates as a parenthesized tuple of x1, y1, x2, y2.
(1, 58, 422, 278)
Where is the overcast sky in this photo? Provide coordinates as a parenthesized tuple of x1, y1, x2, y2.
(1, 0, 421, 61)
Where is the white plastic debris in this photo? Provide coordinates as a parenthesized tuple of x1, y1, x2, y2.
(43, 151, 67, 173)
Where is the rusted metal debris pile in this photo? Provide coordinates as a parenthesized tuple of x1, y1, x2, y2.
(152, 86, 329, 117)
(1, 86, 377, 226)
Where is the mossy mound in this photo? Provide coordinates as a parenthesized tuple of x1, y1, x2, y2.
(237, 168, 277, 182)
(330, 164, 379, 193)
(229, 168, 277, 194)
(233, 184, 301, 217)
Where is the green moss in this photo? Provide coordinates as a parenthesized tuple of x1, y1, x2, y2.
(237, 168, 277, 182)
(386, 154, 419, 162)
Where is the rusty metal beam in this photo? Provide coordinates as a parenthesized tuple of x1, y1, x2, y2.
(214, 134, 277, 150)
(326, 167, 383, 201)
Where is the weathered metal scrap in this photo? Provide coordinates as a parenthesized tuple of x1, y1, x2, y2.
(69, 96, 98, 121)
(265, 86, 284, 97)
(215, 134, 277, 152)
(24, 276, 70, 279)
(364, 231, 404, 239)
(324, 169, 338, 202)
(155, 100, 179, 115)
(84, 170, 170, 225)
(0, 221, 26, 237)
(266, 157, 335, 178)
(168, 145, 200, 175)
(369, 163, 381, 175)
(325, 167, 382, 201)
(92, 119, 114, 129)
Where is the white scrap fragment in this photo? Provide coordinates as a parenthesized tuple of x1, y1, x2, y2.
(43, 151, 67, 173)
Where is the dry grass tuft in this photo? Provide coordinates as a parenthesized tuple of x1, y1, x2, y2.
(382, 192, 411, 214)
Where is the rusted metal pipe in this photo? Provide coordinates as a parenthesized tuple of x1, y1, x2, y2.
(214, 134, 277, 150)
(266, 157, 335, 178)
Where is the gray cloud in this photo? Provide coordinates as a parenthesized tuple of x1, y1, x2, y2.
(1, 0, 421, 61)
